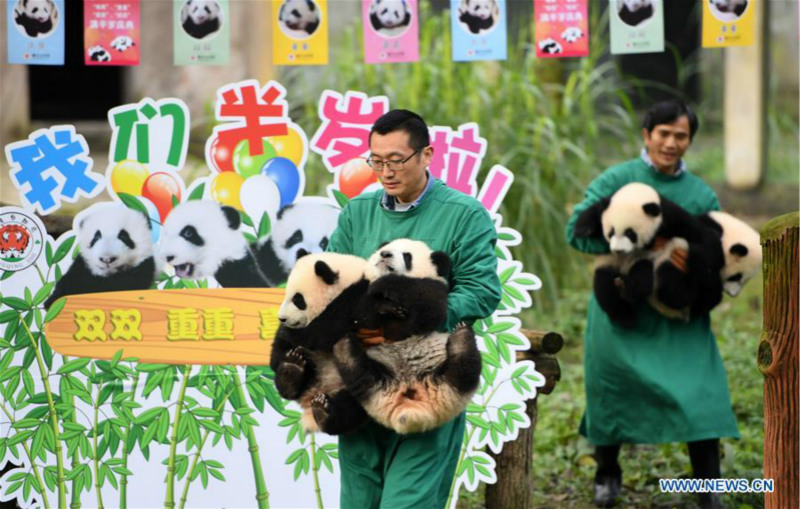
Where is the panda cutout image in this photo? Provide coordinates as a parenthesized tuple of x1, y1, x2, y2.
(159, 200, 269, 288)
(457, 0, 499, 35)
(617, 0, 654, 27)
(180, 0, 222, 40)
(44, 205, 157, 309)
(574, 182, 722, 327)
(110, 36, 135, 52)
(538, 38, 562, 55)
(254, 201, 339, 285)
(561, 26, 584, 43)
(698, 211, 762, 297)
(369, 0, 411, 36)
(333, 239, 482, 435)
(88, 46, 111, 62)
(278, 0, 321, 38)
(13, 0, 57, 38)
(270, 252, 370, 435)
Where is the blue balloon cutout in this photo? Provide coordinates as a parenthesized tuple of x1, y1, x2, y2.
(260, 157, 300, 209)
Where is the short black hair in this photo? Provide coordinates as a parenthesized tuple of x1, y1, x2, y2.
(369, 109, 430, 151)
(642, 100, 700, 140)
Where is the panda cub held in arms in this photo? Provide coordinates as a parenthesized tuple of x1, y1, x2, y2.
(159, 200, 269, 287)
(574, 183, 723, 327)
(698, 211, 762, 297)
(270, 252, 369, 435)
(333, 239, 482, 435)
(45, 205, 157, 309)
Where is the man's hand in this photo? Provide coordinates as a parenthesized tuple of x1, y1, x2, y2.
(670, 248, 688, 273)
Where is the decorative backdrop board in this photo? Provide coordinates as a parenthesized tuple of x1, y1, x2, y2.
(1, 80, 543, 509)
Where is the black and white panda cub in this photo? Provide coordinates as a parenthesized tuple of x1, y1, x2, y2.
(574, 183, 723, 326)
(180, 0, 222, 40)
(45, 205, 157, 309)
(458, 0, 498, 35)
(617, 0, 654, 27)
(698, 211, 762, 297)
(333, 239, 482, 434)
(14, 0, 56, 38)
(370, 0, 411, 33)
(278, 0, 320, 36)
(159, 200, 269, 288)
(270, 252, 369, 435)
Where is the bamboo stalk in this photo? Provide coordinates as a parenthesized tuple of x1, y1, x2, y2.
(165, 366, 192, 509)
(92, 384, 104, 509)
(118, 372, 139, 509)
(230, 367, 270, 509)
(310, 434, 323, 509)
(0, 402, 50, 509)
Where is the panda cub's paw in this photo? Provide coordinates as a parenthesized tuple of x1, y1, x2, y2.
(446, 325, 477, 357)
(375, 299, 409, 319)
(284, 347, 306, 369)
(311, 393, 329, 412)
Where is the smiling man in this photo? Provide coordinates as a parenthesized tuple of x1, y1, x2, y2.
(327, 109, 501, 509)
(565, 100, 738, 509)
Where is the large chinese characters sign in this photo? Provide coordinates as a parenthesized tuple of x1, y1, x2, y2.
(1, 81, 542, 509)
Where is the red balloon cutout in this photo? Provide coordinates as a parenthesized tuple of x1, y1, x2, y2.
(339, 158, 378, 198)
(210, 135, 235, 173)
(142, 173, 182, 222)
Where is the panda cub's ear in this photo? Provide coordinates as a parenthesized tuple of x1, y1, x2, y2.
(574, 197, 610, 238)
(220, 206, 241, 230)
(296, 248, 310, 261)
(305, 0, 316, 10)
(642, 202, 661, 217)
(730, 243, 749, 257)
(431, 251, 451, 280)
(315, 260, 339, 285)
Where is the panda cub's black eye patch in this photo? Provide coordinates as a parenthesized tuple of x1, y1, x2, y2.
(726, 274, 743, 282)
(118, 229, 136, 249)
(291, 8, 301, 17)
(403, 252, 413, 271)
(90, 231, 102, 248)
(607, 227, 615, 239)
(285, 230, 303, 248)
(292, 293, 307, 310)
(624, 228, 638, 244)
(180, 226, 204, 246)
(319, 237, 329, 251)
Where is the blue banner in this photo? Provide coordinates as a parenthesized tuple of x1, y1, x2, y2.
(450, 0, 507, 62)
(7, 0, 65, 65)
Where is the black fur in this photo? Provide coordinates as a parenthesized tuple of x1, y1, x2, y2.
(214, 247, 270, 288)
(435, 324, 482, 394)
(44, 256, 156, 309)
(459, 10, 494, 34)
(253, 240, 289, 285)
(618, 3, 654, 26)
(370, 5, 411, 32)
(15, 12, 53, 38)
(593, 264, 641, 328)
(315, 260, 338, 285)
(573, 198, 610, 238)
(182, 16, 220, 39)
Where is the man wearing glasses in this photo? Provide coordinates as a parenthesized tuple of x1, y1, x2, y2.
(327, 109, 501, 509)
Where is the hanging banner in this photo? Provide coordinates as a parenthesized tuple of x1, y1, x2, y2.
(84, 0, 141, 66)
(609, 0, 664, 55)
(173, 0, 230, 65)
(362, 0, 419, 64)
(702, 0, 755, 47)
(273, 0, 329, 66)
(450, 0, 507, 62)
(533, 0, 588, 58)
(6, 0, 65, 65)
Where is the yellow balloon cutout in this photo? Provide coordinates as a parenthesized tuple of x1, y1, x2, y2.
(267, 126, 305, 167)
(110, 160, 149, 196)
(210, 172, 245, 210)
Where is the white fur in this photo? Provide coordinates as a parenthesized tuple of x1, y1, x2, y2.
(17, 0, 54, 23)
(561, 26, 583, 43)
(159, 200, 247, 280)
(707, 211, 762, 297)
(364, 238, 446, 283)
(459, 0, 497, 20)
(601, 183, 663, 254)
(266, 201, 339, 275)
(278, 252, 366, 328)
(370, 0, 409, 29)
(619, 0, 651, 12)
(181, 0, 221, 25)
(110, 36, 134, 51)
(279, 0, 320, 33)
(78, 205, 153, 277)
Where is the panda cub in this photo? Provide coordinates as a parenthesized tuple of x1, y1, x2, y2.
(88, 46, 111, 62)
(698, 211, 762, 297)
(617, 0, 654, 27)
(538, 38, 562, 55)
(574, 183, 722, 326)
(333, 239, 482, 434)
(370, 0, 411, 34)
(159, 200, 269, 288)
(14, 0, 57, 38)
(278, 0, 320, 36)
(180, 0, 222, 39)
(254, 201, 339, 285)
(457, 0, 499, 35)
(270, 252, 369, 435)
(45, 205, 157, 309)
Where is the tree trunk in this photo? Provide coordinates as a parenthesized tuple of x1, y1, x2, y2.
(759, 212, 798, 509)
(485, 398, 537, 509)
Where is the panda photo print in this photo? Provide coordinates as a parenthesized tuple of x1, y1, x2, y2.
(180, 0, 223, 40)
(12, 0, 58, 38)
(368, 0, 413, 38)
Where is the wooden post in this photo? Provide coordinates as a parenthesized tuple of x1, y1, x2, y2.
(485, 330, 563, 509)
(759, 212, 798, 509)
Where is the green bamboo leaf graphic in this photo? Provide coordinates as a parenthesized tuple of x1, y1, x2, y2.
(188, 183, 205, 201)
(57, 357, 91, 374)
(499, 267, 515, 283)
(240, 212, 254, 227)
(44, 298, 67, 323)
(332, 189, 350, 208)
(8, 430, 34, 446)
(32, 283, 54, 306)
(45, 241, 53, 265)
(118, 193, 148, 215)
(2, 297, 28, 310)
(257, 212, 271, 239)
(208, 468, 225, 482)
(192, 408, 219, 419)
(53, 235, 76, 264)
(0, 310, 18, 323)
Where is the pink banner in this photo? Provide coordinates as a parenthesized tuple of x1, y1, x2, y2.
(84, 0, 140, 66)
(362, 0, 419, 64)
(534, 0, 588, 58)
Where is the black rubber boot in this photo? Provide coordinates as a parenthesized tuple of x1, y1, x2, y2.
(593, 444, 622, 508)
(688, 439, 725, 509)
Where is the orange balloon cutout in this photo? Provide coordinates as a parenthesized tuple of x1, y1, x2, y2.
(210, 135, 235, 172)
(141, 173, 182, 222)
(266, 126, 305, 167)
(339, 158, 378, 198)
(210, 172, 245, 211)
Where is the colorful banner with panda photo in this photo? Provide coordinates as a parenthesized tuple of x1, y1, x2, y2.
(273, 0, 329, 66)
(362, 0, 419, 64)
(609, 0, 664, 55)
(533, 0, 588, 58)
(84, 0, 140, 66)
(173, 0, 230, 66)
(702, 0, 755, 48)
(450, 0, 507, 62)
(6, 0, 65, 65)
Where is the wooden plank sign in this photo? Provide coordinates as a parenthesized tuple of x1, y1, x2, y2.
(43, 288, 285, 365)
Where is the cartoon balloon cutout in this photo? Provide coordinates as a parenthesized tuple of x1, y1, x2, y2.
(142, 172, 182, 222)
(209, 135, 236, 173)
(138, 196, 162, 244)
(266, 127, 305, 167)
(210, 172, 245, 210)
(339, 158, 378, 198)
(110, 160, 149, 196)
(240, 175, 282, 229)
(233, 139, 277, 179)
(260, 157, 301, 209)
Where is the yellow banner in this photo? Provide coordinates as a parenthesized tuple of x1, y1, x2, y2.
(272, 0, 329, 65)
(702, 0, 755, 48)
(43, 288, 285, 365)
